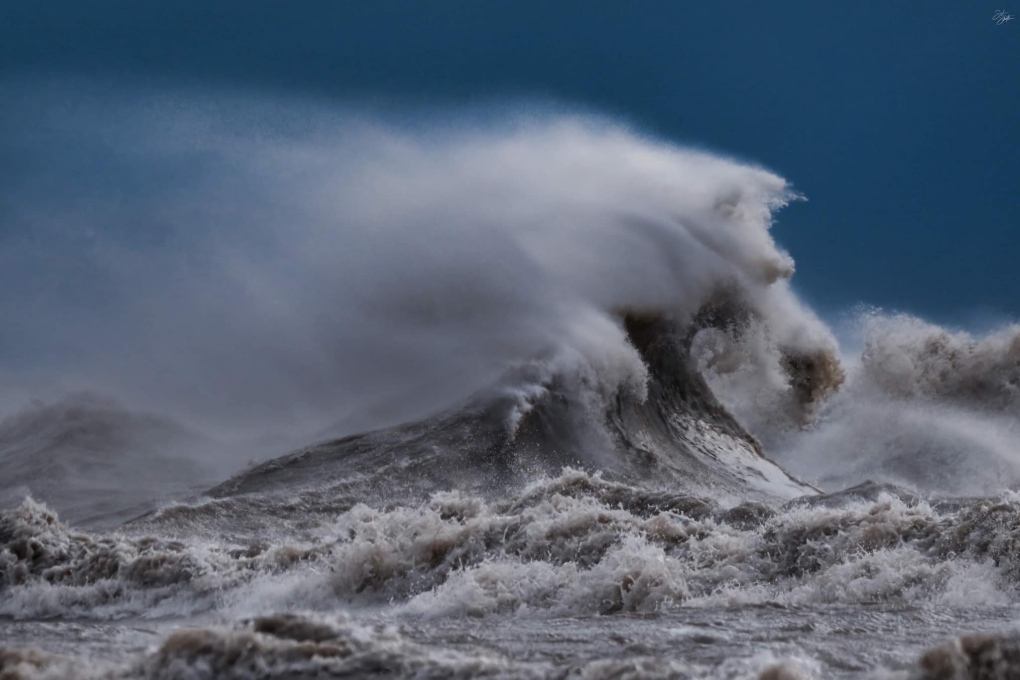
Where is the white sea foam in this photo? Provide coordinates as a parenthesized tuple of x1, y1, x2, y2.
(6, 473, 1020, 624)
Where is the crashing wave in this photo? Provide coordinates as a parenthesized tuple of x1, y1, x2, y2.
(201, 309, 819, 523)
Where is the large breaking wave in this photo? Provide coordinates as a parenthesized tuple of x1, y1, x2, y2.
(0, 85, 838, 441)
(2, 87, 1019, 679)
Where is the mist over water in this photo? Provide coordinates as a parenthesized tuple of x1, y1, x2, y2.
(0, 85, 835, 439)
(4, 85, 1020, 679)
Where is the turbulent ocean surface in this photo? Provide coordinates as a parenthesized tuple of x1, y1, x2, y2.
(3, 97, 1020, 679)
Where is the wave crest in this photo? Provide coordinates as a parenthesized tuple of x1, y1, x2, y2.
(862, 314, 1020, 411)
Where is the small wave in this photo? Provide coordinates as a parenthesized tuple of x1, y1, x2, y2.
(0, 394, 216, 528)
(6, 472, 1020, 621)
(918, 633, 1020, 680)
(0, 611, 818, 680)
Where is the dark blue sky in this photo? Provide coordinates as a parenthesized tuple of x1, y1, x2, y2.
(2, 1, 1018, 320)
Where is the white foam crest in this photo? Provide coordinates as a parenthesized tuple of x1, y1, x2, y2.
(242, 482, 1019, 619)
(860, 313, 1020, 409)
(696, 306, 1020, 496)
(0, 498, 336, 620)
(692, 319, 804, 439)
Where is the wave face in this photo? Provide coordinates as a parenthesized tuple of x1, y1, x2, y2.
(1, 89, 1019, 678)
(200, 313, 814, 529)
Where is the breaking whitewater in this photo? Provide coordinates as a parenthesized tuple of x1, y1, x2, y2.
(3, 100, 1020, 679)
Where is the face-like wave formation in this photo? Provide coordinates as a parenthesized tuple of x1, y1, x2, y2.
(2, 85, 1020, 679)
(0, 84, 836, 440)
